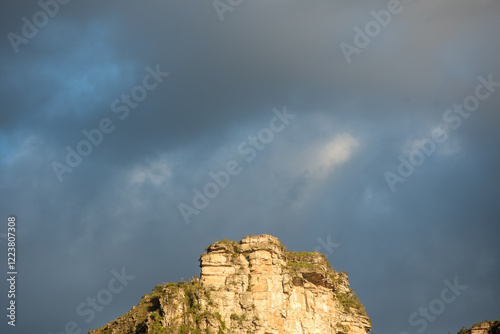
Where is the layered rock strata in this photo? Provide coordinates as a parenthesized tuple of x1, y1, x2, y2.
(89, 234, 371, 334)
(459, 320, 500, 334)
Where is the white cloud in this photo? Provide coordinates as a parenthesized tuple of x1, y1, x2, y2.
(302, 133, 360, 179)
(129, 156, 171, 186)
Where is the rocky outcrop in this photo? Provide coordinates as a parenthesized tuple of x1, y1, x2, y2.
(89, 234, 371, 334)
(458, 320, 500, 334)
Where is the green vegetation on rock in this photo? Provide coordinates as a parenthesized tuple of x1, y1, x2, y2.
(91, 279, 226, 334)
(458, 319, 500, 334)
(334, 290, 369, 318)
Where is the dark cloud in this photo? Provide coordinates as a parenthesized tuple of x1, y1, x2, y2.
(1, 1, 499, 333)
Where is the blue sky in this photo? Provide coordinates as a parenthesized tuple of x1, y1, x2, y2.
(0, 1, 499, 333)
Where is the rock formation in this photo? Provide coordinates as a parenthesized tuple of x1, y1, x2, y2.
(89, 234, 371, 334)
(458, 320, 500, 334)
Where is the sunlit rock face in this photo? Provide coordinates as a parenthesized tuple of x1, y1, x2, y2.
(90, 234, 371, 334)
(461, 320, 500, 334)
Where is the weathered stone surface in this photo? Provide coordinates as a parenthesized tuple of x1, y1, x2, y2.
(459, 320, 500, 334)
(89, 234, 372, 334)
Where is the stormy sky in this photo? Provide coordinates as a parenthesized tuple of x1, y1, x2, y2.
(0, 0, 499, 333)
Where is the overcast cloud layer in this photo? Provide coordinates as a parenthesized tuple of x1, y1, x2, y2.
(1, 1, 499, 333)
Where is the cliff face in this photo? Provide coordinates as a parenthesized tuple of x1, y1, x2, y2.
(89, 234, 371, 334)
(458, 320, 500, 334)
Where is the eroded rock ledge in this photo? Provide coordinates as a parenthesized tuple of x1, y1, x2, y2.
(458, 320, 500, 334)
(90, 234, 371, 334)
